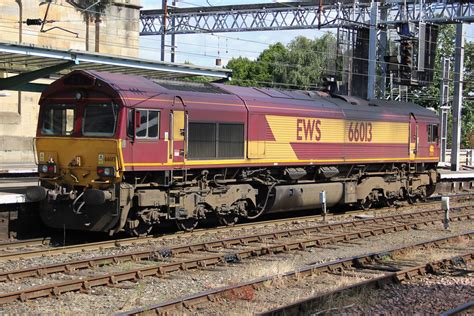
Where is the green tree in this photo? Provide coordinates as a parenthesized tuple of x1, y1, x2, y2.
(226, 33, 337, 89)
(67, 0, 113, 14)
(226, 56, 267, 87)
(462, 42, 474, 148)
(411, 25, 474, 148)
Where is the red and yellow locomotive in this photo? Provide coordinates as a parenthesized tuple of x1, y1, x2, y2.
(27, 70, 440, 235)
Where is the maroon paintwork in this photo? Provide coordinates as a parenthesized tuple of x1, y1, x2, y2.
(38, 70, 440, 172)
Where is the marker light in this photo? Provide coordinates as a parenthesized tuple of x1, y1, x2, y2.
(38, 164, 56, 174)
(97, 167, 115, 177)
(75, 91, 83, 100)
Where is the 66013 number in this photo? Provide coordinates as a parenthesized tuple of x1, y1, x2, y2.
(348, 122, 372, 142)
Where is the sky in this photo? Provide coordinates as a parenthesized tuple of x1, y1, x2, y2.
(139, 0, 348, 67)
(139, 0, 474, 68)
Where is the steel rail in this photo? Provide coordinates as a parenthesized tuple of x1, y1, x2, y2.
(0, 212, 334, 261)
(0, 237, 51, 251)
(0, 207, 470, 283)
(440, 301, 474, 316)
(1, 194, 470, 259)
(121, 232, 474, 315)
(259, 256, 474, 315)
(0, 209, 471, 304)
(0, 203, 405, 260)
(0, 199, 464, 262)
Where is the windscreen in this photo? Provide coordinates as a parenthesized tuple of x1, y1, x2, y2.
(41, 104, 75, 136)
(82, 103, 118, 137)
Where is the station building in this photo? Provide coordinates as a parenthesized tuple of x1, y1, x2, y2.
(0, 0, 140, 168)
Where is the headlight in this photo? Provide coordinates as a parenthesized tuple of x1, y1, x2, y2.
(38, 164, 56, 174)
(97, 167, 115, 177)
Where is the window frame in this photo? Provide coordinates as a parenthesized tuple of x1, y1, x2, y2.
(427, 123, 439, 143)
(40, 104, 76, 136)
(82, 103, 119, 137)
(134, 109, 160, 140)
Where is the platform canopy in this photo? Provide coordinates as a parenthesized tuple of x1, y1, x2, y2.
(0, 42, 231, 93)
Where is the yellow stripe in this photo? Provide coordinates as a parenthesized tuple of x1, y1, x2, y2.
(266, 116, 409, 145)
(124, 156, 438, 167)
(118, 139, 126, 172)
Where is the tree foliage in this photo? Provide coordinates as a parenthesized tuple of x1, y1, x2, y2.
(67, 0, 113, 18)
(227, 28, 473, 148)
(226, 33, 337, 89)
(411, 25, 474, 148)
(463, 41, 474, 148)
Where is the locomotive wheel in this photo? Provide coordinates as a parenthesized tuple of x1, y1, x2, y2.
(419, 186, 427, 202)
(176, 218, 198, 232)
(383, 197, 396, 207)
(425, 185, 436, 197)
(131, 224, 153, 237)
(359, 197, 372, 210)
(217, 214, 239, 226)
(126, 221, 153, 237)
(407, 195, 418, 204)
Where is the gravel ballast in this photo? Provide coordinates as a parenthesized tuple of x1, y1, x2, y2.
(0, 211, 471, 314)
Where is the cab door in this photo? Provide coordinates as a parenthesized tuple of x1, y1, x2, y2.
(170, 97, 186, 166)
(409, 113, 418, 160)
(128, 108, 166, 170)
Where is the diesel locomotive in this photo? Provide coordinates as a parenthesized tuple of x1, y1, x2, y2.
(27, 70, 440, 236)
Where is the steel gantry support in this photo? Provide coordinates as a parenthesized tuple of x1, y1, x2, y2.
(439, 57, 450, 164)
(450, 23, 465, 172)
(367, 1, 378, 100)
(140, 1, 474, 36)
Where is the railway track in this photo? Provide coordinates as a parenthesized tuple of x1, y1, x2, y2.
(0, 206, 472, 305)
(440, 301, 474, 316)
(0, 194, 471, 261)
(0, 202, 471, 264)
(0, 237, 51, 251)
(121, 232, 474, 315)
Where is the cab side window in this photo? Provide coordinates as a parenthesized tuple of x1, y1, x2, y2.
(135, 110, 160, 139)
(127, 109, 134, 138)
(427, 124, 439, 143)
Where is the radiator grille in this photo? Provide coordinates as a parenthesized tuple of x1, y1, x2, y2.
(188, 122, 244, 159)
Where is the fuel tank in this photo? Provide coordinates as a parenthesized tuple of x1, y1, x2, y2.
(265, 182, 344, 213)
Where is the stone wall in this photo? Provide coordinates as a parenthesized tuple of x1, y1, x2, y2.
(0, 0, 140, 167)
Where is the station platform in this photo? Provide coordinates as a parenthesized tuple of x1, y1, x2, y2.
(0, 177, 37, 205)
(438, 169, 474, 180)
(0, 163, 37, 175)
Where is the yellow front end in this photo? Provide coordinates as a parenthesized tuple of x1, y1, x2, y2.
(33, 137, 128, 233)
(35, 137, 123, 189)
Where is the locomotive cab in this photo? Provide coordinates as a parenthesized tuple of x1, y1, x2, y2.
(28, 71, 126, 233)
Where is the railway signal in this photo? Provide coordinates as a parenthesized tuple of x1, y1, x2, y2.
(400, 40, 413, 85)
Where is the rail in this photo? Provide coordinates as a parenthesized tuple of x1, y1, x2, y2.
(121, 232, 473, 315)
(0, 207, 471, 304)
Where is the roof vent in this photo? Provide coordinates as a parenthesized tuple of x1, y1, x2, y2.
(153, 80, 229, 94)
(332, 94, 369, 106)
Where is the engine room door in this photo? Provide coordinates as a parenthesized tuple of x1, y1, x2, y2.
(170, 97, 186, 165)
(409, 113, 418, 160)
